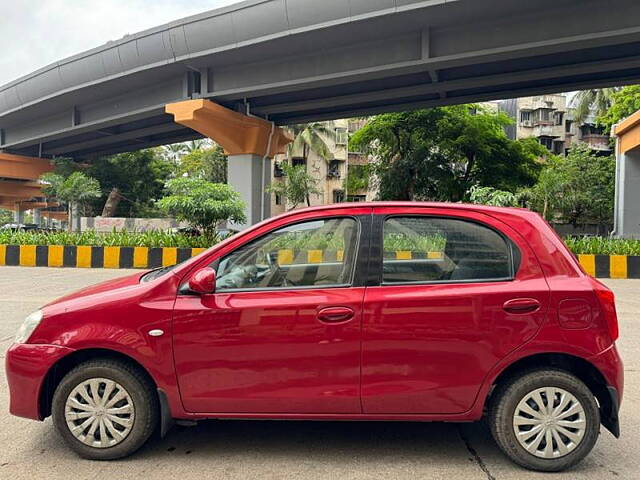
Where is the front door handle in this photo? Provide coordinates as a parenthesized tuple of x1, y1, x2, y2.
(503, 298, 541, 314)
(317, 306, 355, 324)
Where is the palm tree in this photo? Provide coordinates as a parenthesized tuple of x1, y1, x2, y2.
(287, 122, 335, 163)
(161, 143, 188, 168)
(571, 88, 619, 124)
(41, 171, 101, 231)
(184, 139, 212, 153)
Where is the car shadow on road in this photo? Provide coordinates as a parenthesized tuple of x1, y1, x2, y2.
(138, 419, 493, 465)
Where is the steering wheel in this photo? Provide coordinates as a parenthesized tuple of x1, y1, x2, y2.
(264, 251, 300, 287)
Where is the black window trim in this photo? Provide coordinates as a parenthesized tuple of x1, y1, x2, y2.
(372, 213, 521, 287)
(179, 214, 371, 295)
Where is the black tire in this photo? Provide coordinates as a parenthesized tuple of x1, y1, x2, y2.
(52, 358, 158, 460)
(489, 368, 600, 472)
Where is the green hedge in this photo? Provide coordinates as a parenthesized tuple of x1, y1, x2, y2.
(2, 230, 640, 256)
(0, 230, 222, 249)
(564, 236, 640, 255)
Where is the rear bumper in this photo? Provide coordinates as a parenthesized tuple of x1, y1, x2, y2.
(589, 343, 624, 403)
(5, 343, 74, 420)
(604, 386, 621, 438)
(588, 344, 624, 438)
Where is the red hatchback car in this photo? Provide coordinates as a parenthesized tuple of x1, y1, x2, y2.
(6, 203, 622, 471)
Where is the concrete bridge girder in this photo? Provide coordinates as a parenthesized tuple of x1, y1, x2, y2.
(2, 0, 640, 160)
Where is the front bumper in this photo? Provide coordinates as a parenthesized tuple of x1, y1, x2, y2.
(5, 343, 74, 420)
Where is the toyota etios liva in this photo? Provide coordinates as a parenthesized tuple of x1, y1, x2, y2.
(6, 203, 622, 472)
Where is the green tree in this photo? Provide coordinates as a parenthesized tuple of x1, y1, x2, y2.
(521, 155, 567, 220)
(597, 85, 640, 132)
(0, 208, 13, 226)
(157, 178, 245, 237)
(287, 122, 335, 162)
(161, 142, 188, 169)
(524, 144, 615, 230)
(571, 88, 618, 124)
(350, 106, 542, 202)
(345, 164, 370, 195)
(468, 185, 521, 207)
(41, 171, 102, 231)
(183, 139, 211, 153)
(268, 162, 321, 209)
(87, 150, 173, 217)
(177, 145, 228, 183)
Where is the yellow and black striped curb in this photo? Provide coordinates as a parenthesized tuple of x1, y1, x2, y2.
(0, 246, 444, 269)
(0, 245, 206, 269)
(577, 254, 640, 279)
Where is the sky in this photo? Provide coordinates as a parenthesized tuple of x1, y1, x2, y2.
(0, 0, 242, 85)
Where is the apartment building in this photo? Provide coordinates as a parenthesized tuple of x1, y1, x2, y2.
(498, 94, 611, 154)
(270, 119, 375, 215)
(499, 94, 569, 154)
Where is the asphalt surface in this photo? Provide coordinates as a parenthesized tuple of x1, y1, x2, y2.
(0, 267, 638, 479)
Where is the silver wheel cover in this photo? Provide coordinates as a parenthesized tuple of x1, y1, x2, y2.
(64, 378, 135, 448)
(513, 386, 586, 459)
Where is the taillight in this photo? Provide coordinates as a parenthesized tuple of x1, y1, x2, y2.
(592, 280, 619, 341)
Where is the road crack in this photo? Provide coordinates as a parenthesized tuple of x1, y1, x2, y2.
(457, 425, 497, 480)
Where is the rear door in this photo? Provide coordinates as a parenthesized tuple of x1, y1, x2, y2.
(361, 207, 550, 414)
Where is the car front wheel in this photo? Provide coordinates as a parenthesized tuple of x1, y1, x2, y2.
(489, 368, 600, 472)
(52, 359, 158, 460)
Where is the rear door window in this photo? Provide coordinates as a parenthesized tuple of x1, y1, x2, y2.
(382, 216, 515, 284)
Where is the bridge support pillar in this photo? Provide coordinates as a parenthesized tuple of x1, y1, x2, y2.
(13, 204, 24, 224)
(166, 99, 292, 229)
(227, 154, 272, 229)
(614, 112, 640, 237)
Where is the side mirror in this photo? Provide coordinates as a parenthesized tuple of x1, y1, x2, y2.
(188, 267, 216, 294)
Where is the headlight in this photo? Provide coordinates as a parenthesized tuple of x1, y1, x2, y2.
(15, 310, 43, 344)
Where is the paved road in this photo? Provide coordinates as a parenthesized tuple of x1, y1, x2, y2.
(0, 267, 638, 479)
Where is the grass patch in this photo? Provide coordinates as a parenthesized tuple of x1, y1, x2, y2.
(564, 236, 640, 255)
(0, 230, 225, 249)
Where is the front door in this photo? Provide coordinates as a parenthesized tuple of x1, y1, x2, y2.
(361, 209, 550, 414)
(173, 215, 368, 414)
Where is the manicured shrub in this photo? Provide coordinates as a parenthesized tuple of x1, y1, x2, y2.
(0, 229, 226, 249)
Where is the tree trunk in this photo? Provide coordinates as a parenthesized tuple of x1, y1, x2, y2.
(67, 203, 73, 232)
(102, 188, 121, 217)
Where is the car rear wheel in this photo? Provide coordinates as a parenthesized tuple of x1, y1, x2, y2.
(489, 369, 600, 472)
(52, 359, 158, 460)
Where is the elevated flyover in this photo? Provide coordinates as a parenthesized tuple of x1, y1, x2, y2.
(3, 0, 640, 159)
(3, 0, 640, 226)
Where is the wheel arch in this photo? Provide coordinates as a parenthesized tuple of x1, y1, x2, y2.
(485, 352, 618, 436)
(38, 348, 158, 420)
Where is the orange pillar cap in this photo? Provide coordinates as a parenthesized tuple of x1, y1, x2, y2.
(165, 99, 293, 157)
(0, 153, 54, 181)
(614, 110, 640, 154)
(0, 180, 44, 198)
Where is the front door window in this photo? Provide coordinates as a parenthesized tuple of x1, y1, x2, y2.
(215, 217, 359, 291)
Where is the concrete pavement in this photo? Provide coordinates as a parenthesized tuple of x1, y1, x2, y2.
(0, 267, 638, 479)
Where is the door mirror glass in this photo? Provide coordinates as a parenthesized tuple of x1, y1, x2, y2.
(189, 267, 217, 294)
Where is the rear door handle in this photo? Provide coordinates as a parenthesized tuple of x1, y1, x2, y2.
(503, 298, 541, 314)
(317, 306, 355, 324)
